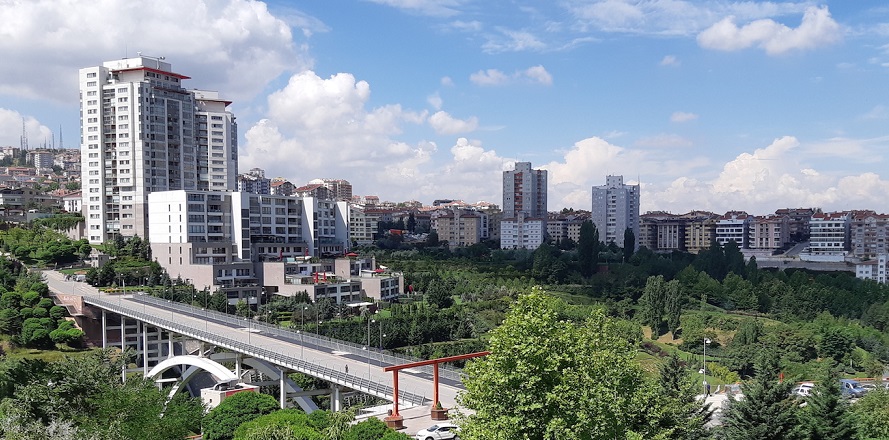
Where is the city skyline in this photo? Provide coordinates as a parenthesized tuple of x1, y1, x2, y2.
(2, 1, 889, 214)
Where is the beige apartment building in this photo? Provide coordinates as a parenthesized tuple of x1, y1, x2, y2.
(749, 214, 790, 250)
(432, 210, 482, 247)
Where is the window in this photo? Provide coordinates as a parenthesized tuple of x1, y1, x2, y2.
(87, 90, 97, 96)
(86, 72, 97, 78)
(86, 81, 97, 87)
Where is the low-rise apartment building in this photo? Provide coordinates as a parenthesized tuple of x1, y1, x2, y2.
(749, 214, 790, 251)
(809, 211, 850, 255)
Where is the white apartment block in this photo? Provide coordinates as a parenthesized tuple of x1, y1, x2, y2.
(809, 211, 850, 255)
(500, 213, 546, 250)
(28, 151, 55, 169)
(80, 56, 236, 244)
(591, 175, 640, 249)
(749, 214, 789, 250)
(238, 168, 271, 194)
(349, 204, 375, 245)
(148, 190, 351, 305)
(856, 255, 889, 283)
(715, 211, 750, 248)
(193, 90, 237, 192)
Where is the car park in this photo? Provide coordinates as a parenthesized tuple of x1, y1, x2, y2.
(416, 422, 460, 440)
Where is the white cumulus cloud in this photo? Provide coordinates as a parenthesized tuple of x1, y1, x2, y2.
(697, 6, 842, 55)
(428, 111, 479, 135)
(0, 109, 52, 148)
(0, 0, 308, 103)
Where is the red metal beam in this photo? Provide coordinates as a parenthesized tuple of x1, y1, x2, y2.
(383, 351, 490, 372)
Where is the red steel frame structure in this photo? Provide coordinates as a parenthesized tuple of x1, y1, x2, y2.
(383, 351, 490, 429)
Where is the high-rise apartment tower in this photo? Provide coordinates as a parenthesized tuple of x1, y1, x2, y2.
(502, 162, 547, 218)
(591, 175, 640, 249)
(79, 56, 237, 243)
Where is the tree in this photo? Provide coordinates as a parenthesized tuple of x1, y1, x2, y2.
(577, 221, 600, 277)
(800, 364, 854, 440)
(426, 231, 439, 247)
(458, 288, 689, 439)
(425, 279, 454, 309)
(717, 351, 802, 440)
(623, 228, 635, 262)
(406, 212, 417, 233)
(640, 276, 667, 339)
(850, 388, 889, 439)
(203, 391, 279, 440)
(653, 354, 712, 440)
(233, 409, 325, 440)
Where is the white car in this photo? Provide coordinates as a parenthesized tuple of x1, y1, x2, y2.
(792, 382, 815, 397)
(416, 423, 460, 440)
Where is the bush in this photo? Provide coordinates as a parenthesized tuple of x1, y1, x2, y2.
(203, 391, 279, 440)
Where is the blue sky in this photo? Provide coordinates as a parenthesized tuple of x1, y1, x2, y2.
(2, 0, 889, 214)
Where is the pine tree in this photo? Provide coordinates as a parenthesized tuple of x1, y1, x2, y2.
(655, 354, 712, 440)
(801, 364, 855, 440)
(717, 351, 802, 440)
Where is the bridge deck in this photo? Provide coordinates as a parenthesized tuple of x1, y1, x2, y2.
(43, 270, 466, 411)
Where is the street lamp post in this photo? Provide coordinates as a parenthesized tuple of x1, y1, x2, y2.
(301, 306, 307, 331)
(703, 337, 711, 395)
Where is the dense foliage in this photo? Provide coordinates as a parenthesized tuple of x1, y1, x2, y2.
(0, 349, 204, 440)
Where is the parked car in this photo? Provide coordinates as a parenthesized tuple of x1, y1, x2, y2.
(860, 383, 880, 393)
(840, 379, 867, 398)
(792, 382, 815, 397)
(416, 423, 460, 440)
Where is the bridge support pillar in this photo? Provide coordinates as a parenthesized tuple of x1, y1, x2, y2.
(101, 310, 107, 348)
(279, 367, 286, 409)
(235, 354, 242, 379)
(331, 385, 342, 412)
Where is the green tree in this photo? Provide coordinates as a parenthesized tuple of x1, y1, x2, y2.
(577, 221, 600, 277)
(345, 417, 393, 440)
(234, 409, 325, 440)
(407, 213, 417, 233)
(640, 275, 667, 339)
(654, 354, 712, 440)
(850, 388, 889, 439)
(203, 391, 279, 440)
(623, 227, 635, 262)
(664, 280, 683, 338)
(426, 231, 439, 247)
(800, 364, 854, 440)
(425, 279, 454, 309)
(717, 351, 802, 440)
(458, 287, 684, 440)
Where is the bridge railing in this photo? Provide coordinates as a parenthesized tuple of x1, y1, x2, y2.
(85, 295, 430, 407)
(128, 293, 464, 383)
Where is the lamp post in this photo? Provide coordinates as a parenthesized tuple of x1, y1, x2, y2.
(367, 317, 373, 351)
(301, 306, 307, 331)
(703, 337, 711, 394)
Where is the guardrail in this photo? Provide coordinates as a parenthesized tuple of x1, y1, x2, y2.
(127, 293, 464, 383)
(85, 295, 430, 407)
